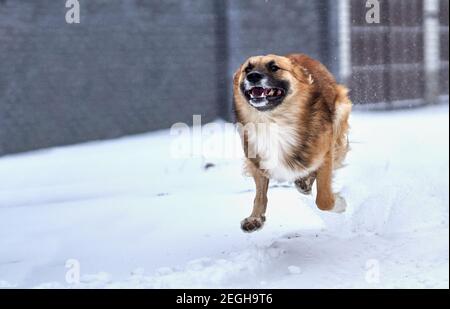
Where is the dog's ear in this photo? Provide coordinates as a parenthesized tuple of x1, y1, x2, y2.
(286, 54, 337, 112)
(233, 64, 243, 89)
(232, 64, 245, 123)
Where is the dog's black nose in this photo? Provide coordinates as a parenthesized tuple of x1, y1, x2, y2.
(246, 72, 263, 83)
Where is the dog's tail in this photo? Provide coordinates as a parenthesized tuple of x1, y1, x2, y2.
(333, 85, 352, 169)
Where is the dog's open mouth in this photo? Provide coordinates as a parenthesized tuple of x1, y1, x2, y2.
(245, 87, 285, 102)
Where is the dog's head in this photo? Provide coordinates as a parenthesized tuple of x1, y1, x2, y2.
(233, 54, 314, 112)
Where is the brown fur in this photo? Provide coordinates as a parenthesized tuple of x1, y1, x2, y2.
(233, 53, 352, 232)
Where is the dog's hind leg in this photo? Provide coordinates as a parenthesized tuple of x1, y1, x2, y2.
(294, 171, 317, 195)
(241, 169, 270, 233)
(315, 151, 347, 213)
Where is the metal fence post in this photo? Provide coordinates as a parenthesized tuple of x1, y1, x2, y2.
(424, 0, 441, 104)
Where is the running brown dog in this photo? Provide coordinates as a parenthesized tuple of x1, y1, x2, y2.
(233, 53, 352, 232)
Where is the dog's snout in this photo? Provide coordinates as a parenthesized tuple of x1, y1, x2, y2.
(246, 72, 264, 83)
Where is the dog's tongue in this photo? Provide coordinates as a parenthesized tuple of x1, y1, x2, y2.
(251, 87, 265, 97)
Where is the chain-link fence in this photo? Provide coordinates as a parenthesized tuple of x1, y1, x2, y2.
(0, 0, 448, 155)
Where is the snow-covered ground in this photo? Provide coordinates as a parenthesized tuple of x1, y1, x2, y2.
(0, 104, 448, 288)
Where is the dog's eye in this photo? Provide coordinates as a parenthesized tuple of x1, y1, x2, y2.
(244, 65, 253, 74)
(270, 64, 280, 72)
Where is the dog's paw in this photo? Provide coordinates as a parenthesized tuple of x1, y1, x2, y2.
(241, 216, 265, 233)
(330, 194, 347, 213)
(294, 175, 315, 195)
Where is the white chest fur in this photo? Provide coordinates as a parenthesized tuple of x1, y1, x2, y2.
(246, 120, 313, 182)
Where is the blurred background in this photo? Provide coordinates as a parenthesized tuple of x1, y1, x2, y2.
(0, 0, 448, 156)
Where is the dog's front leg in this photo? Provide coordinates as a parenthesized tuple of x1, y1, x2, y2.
(241, 171, 269, 233)
(316, 151, 347, 213)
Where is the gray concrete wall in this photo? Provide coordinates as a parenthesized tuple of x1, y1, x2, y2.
(0, 0, 327, 156)
(226, 0, 330, 118)
(227, 0, 328, 73)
